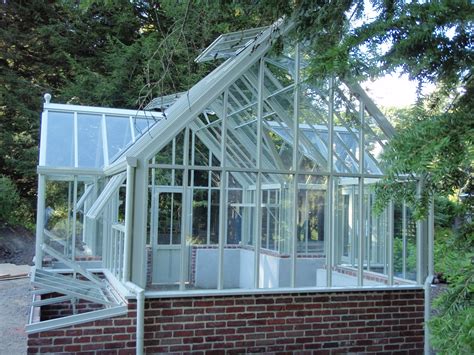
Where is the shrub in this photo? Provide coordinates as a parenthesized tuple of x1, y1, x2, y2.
(0, 175, 21, 225)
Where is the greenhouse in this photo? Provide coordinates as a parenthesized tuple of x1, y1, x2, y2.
(28, 20, 432, 354)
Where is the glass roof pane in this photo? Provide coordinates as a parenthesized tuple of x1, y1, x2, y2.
(77, 114, 104, 168)
(45, 111, 74, 167)
(106, 115, 132, 162)
(195, 26, 269, 63)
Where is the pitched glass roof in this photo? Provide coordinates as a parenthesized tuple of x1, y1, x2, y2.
(39, 103, 163, 170)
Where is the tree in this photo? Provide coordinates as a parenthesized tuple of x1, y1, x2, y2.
(0, 0, 273, 225)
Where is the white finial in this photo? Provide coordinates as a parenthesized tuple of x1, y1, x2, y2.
(44, 93, 52, 104)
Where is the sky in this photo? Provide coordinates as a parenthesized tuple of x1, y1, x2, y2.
(362, 73, 436, 109)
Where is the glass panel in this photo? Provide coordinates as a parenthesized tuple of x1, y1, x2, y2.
(44, 178, 103, 263)
(393, 193, 418, 283)
(45, 112, 74, 167)
(77, 114, 104, 168)
(222, 171, 257, 289)
(133, 116, 155, 137)
(256, 173, 292, 289)
(364, 111, 387, 175)
(187, 170, 220, 290)
(333, 84, 361, 173)
(265, 90, 294, 170)
(44, 179, 72, 257)
(334, 177, 360, 286)
(106, 115, 132, 162)
(295, 175, 327, 288)
(298, 82, 329, 173)
(225, 76, 258, 169)
(364, 178, 388, 282)
(150, 129, 185, 166)
(148, 165, 184, 289)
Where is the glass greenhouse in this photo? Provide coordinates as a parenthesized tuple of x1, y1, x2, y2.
(28, 21, 433, 337)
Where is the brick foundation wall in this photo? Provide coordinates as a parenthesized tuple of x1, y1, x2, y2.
(28, 289, 424, 354)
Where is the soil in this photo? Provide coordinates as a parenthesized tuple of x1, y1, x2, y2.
(0, 278, 30, 355)
(0, 226, 35, 265)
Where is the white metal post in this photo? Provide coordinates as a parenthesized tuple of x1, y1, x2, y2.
(218, 90, 228, 289)
(179, 127, 190, 291)
(35, 174, 46, 268)
(428, 197, 434, 277)
(290, 44, 300, 288)
(71, 176, 78, 261)
(402, 201, 407, 278)
(358, 98, 365, 286)
(254, 58, 265, 289)
(123, 157, 137, 282)
(326, 76, 335, 287)
(387, 200, 394, 285)
(416, 178, 424, 284)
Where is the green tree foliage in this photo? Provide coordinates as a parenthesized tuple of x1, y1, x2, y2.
(0, 0, 273, 226)
(0, 175, 21, 225)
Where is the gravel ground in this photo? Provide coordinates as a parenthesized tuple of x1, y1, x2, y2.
(0, 277, 30, 355)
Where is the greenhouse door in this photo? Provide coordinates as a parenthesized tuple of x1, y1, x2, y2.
(151, 187, 183, 285)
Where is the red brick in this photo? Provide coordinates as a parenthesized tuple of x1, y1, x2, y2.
(73, 336, 91, 343)
(195, 329, 215, 336)
(38, 346, 63, 353)
(192, 343, 212, 350)
(53, 337, 72, 345)
(162, 309, 183, 316)
(173, 330, 194, 337)
(105, 342, 126, 349)
(82, 343, 104, 350)
(64, 345, 81, 352)
(91, 335, 113, 342)
(194, 300, 214, 307)
(28, 338, 52, 346)
(113, 334, 131, 341)
(65, 329, 83, 336)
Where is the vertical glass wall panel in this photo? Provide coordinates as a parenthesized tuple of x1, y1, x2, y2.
(295, 175, 327, 288)
(81, 181, 102, 257)
(77, 114, 104, 168)
(45, 112, 74, 167)
(149, 167, 184, 290)
(363, 109, 387, 175)
(225, 75, 258, 169)
(106, 115, 133, 162)
(333, 177, 360, 286)
(44, 177, 103, 264)
(265, 90, 294, 170)
(258, 173, 292, 289)
(190, 131, 212, 167)
(149, 129, 186, 167)
(187, 170, 220, 290)
(222, 171, 257, 289)
(190, 106, 223, 167)
(96, 177, 126, 278)
(333, 84, 361, 173)
(44, 179, 72, 257)
(298, 83, 330, 173)
(394, 198, 417, 282)
(363, 178, 389, 283)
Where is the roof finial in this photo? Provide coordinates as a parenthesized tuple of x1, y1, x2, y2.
(44, 93, 52, 104)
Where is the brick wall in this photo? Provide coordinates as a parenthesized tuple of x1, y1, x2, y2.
(28, 289, 424, 354)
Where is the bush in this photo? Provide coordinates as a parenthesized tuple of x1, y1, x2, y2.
(0, 175, 21, 225)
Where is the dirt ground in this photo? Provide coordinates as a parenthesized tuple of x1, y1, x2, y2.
(0, 226, 35, 266)
(0, 277, 30, 355)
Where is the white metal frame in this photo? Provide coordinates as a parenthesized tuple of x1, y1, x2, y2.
(34, 19, 431, 302)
